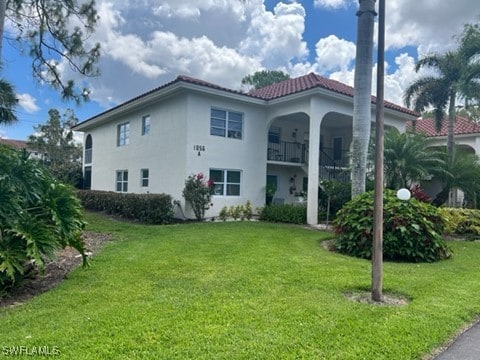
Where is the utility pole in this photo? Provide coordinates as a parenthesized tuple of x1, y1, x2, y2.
(372, 0, 385, 302)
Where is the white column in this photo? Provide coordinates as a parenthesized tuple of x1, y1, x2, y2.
(307, 97, 324, 225)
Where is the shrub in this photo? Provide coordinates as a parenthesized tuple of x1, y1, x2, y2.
(77, 190, 173, 224)
(318, 180, 352, 220)
(438, 207, 480, 238)
(259, 204, 307, 224)
(0, 146, 86, 294)
(243, 200, 253, 220)
(333, 189, 451, 263)
(182, 173, 214, 220)
(219, 206, 229, 221)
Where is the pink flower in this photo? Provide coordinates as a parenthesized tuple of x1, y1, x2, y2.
(196, 173, 204, 180)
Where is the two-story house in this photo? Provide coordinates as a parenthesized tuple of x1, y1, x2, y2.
(73, 73, 418, 224)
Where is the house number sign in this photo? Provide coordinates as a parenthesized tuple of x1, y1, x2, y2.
(194, 145, 206, 155)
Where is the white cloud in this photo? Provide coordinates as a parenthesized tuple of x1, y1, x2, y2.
(239, 2, 309, 68)
(385, 0, 478, 53)
(313, 0, 352, 9)
(315, 35, 356, 73)
(17, 93, 40, 113)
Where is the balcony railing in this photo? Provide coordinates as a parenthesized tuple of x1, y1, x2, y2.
(268, 141, 306, 163)
(268, 141, 350, 182)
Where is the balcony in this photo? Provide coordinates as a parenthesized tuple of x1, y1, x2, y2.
(268, 141, 306, 163)
(267, 141, 350, 182)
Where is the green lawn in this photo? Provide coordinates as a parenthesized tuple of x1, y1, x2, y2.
(1, 213, 480, 359)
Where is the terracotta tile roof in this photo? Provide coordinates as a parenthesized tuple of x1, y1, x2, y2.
(407, 116, 480, 137)
(75, 73, 417, 129)
(0, 138, 29, 149)
(247, 72, 418, 116)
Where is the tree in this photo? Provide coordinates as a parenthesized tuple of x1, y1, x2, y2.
(27, 108, 82, 186)
(2, 0, 101, 103)
(0, 78, 17, 124)
(351, 0, 376, 199)
(404, 51, 464, 160)
(404, 23, 480, 161)
(431, 147, 480, 207)
(241, 70, 290, 90)
(0, 144, 86, 292)
(381, 128, 445, 190)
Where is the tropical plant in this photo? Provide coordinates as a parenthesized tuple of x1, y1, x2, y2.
(431, 147, 480, 206)
(241, 70, 290, 90)
(404, 23, 480, 162)
(0, 79, 18, 125)
(404, 51, 464, 159)
(0, 145, 87, 293)
(182, 173, 215, 220)
(333, 189, 451, 263)
(381, 128, 445, 189)
(351, 0, 376, 199)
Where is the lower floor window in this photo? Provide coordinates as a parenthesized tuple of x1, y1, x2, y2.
(141, 169, 149, 187)
(116, 170, 128, 192)
(210, 169, 241, 196)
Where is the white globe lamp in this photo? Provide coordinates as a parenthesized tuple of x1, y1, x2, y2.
(396, 188, 411, 201)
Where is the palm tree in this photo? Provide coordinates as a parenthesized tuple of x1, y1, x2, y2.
(382, 128, 445, 189)
(0, 79, 18, 125)
(351, 0, 376, 199)
(431, 147, 480, 207)
(404, 51, 463, 160)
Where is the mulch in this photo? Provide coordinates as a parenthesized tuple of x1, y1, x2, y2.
(0, 231, 112, 308)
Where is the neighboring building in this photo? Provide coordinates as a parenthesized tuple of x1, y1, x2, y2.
(0, 138, 45, 160)
(408, 115, 480, 206)
(73, 73, 418, 224)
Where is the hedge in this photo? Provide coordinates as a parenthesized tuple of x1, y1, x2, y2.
(77, 190, 174, 224)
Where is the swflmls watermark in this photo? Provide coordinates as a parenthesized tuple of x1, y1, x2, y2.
(2, 346, 60, 357)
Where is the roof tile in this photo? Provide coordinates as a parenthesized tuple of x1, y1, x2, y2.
(407, 116, 480, 136)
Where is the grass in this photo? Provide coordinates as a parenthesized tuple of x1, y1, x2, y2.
(1, 213, 480, 359)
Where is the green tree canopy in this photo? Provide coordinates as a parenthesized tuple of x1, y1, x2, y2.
(3, 0, 101, 103)
(241, 70, 290, 90)
(0, 78, 17, 125)
(27, 108, 82, 186)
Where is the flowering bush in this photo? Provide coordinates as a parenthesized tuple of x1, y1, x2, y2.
(182, 173, 215, 220)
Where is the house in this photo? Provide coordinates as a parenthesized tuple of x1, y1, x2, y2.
(72, 73, 418, 225)
(408, 115, 480, 206)
(0, 138, 45, 160)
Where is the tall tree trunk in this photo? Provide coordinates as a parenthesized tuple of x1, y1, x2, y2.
(351, 0, 376, 199)
(447, 90, 456, 163)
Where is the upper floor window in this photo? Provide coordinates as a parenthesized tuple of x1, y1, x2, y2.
(141, 168, 149, 187)
(116, 170, 128, 192)
(209, 169, 241, 196)
(210, 108, 243, 139)
(268, 126, 281, 144)
(142, 115, 150, 135)
(117, 122, 130, 146)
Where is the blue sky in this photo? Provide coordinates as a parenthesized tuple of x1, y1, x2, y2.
(1, 0, 478, 140)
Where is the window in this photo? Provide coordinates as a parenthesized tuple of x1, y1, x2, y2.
(333, 137, 343, 161)
(268, 126, 281, 144)
(142, 115, 150, 135)
(141, 169, 149, 187)
(210, 169, 241, 196)
(116, 170, 128, 192)
(117, 122, 130, 146)
(210, 108, 243, 139)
